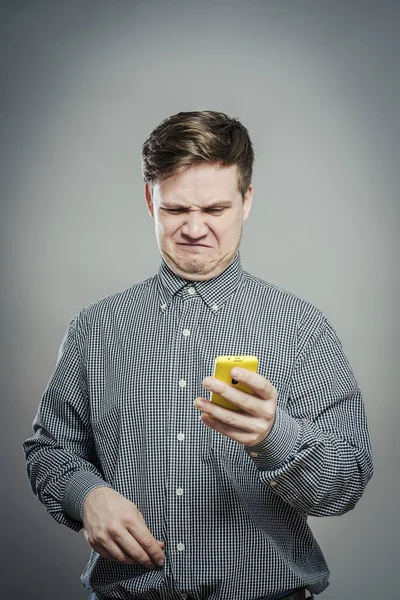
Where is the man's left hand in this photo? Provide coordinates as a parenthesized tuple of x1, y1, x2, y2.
(194, 368, 277, 447)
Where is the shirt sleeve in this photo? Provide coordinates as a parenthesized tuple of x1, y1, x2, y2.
(22, 311, 112, 531)
(245, 308, 373, 517)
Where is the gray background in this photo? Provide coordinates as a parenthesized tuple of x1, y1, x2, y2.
(1, 0, 399, 598)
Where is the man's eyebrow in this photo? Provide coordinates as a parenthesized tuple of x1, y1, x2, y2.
(205, 200, 232, 207)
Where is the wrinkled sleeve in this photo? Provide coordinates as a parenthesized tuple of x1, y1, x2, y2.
(23, 312, 111, 531)
(246, 309, 373, 516)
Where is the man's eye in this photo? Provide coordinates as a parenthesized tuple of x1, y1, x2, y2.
(206, 208, 225, 214)
(164, 208, 225, 215)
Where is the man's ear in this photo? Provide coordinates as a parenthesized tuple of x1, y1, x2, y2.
(145, 183, 154, 218)
(243, 185, 254, 222)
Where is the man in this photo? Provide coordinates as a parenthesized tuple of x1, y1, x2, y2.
(23, 111, 373, 600)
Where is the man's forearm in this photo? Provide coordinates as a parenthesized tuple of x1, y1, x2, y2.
(246, 405, 373, 516)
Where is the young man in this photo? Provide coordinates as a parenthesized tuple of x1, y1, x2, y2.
(23, 111, 373, 600)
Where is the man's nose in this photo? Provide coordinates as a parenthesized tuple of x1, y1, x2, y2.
(181, 211, 208, 238)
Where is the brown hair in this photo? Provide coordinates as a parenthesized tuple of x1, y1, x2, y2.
(141, 111, 254, 199)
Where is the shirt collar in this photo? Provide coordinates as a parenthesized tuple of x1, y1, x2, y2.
(157, 252, 244, 312)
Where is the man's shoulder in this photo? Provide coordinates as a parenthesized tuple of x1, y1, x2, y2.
(73, 275, 157, 324)
(243, 270, 325, 326)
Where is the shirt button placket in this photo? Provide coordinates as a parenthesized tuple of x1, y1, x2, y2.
(173, 285, 199, 569)
(175, 372, 187, 559)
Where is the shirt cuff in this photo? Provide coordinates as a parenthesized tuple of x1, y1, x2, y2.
(245, 406, 301, 470)
(64, 471, 112, 522)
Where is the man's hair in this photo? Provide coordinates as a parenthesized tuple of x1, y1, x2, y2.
(141, 111, 254, 199)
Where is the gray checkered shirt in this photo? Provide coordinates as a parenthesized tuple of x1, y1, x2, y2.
(23, 253, 373, 599)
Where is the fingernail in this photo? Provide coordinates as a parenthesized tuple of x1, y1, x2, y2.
(231, 368, 241, 377)
(157, 558, 164, 567)
(195, 399, 204, 409)
(203, 377, 213, 387)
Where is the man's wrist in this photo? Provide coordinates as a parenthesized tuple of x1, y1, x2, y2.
(64, 471, 112, 522)
(245, 407, 301, 470)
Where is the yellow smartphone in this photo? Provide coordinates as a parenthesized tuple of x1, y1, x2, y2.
(210, 355, 259, 411)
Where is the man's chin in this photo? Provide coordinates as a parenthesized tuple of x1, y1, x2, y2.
(173, 259, 213, 277)
(163, 252, 219, 280)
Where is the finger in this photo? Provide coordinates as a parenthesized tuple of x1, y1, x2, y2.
(135, 512, 165, 547)
(229, 368, 276, 400)
(111, 529, 162, 568)
(201, 414, 265, 446)
(125, 522, 165, 567)
(196, 397, 257, 431)
(93, 539, 156, 568)
(201, 376, 271, 415)
(202, 377, 256, 413)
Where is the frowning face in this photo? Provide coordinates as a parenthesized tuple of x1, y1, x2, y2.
(145, 163, 253, 281)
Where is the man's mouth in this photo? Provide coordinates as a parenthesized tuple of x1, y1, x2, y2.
(177, 243, 211, 248)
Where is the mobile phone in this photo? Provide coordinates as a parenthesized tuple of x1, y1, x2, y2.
(210, 355, 259, 411)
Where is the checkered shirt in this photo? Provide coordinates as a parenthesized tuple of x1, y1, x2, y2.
(23, 253, 373, 599)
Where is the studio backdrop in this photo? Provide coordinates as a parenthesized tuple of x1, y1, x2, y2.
(1, 1, 399, 598)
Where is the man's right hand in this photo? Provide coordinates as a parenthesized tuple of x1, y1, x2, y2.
(82, 487, 165, 569)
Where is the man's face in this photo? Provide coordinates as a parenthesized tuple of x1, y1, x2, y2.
(145, 163, 253, 281)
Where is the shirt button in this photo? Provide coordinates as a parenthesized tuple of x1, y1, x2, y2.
(181, 593, 189, 600)
(179, 379, 186, 388)
(211, 303, 219, 312)
(176, 487, 184, 496)
(177, 543, 185, 551)
(177, 433, 185, 441)
(188, 286, 196, 295)
(250, 451, 260, 458)
(160, 303, 167, 311)
(269, 480, 278, 487)
(182, 329, 190, 337)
